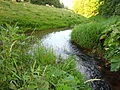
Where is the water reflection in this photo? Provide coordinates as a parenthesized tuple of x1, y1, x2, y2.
(41, 30, 72, 59)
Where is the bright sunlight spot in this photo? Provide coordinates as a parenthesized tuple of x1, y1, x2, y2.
(60, 0, 73, 9)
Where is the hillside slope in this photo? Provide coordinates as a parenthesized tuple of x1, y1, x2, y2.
(0, 0, 86, 31)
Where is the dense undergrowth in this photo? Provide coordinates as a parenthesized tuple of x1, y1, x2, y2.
(0, 24, 90, 89)
(71, 16, 120, 71)
(0, 0, 87, 31)
(98, 0, 120, 16)
(29, 0, 64, 8)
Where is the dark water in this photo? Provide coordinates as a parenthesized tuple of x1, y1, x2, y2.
(32, 29, 110, 90)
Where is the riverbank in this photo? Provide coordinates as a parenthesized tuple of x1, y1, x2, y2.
(0, 1, 92, 89)
(71, 15, 120, 89)
(71, 15, 120, 71)
(0, 0, 87, 31)
(0, 25, 91, 89)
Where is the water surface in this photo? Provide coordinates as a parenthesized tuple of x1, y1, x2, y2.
(32, 29, 110, 90)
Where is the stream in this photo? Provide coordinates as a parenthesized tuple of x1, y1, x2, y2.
(31, 29, 110, 90)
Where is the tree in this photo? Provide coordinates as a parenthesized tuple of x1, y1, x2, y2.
(72, 0, 102, 17)
(98, 0, 120, 16)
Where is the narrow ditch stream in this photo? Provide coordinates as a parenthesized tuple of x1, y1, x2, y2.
(31, 29, 110, 90)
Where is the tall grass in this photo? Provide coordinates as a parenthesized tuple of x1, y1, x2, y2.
(71, 16, 119, 49)
(71, 15, 120, 71)
(0, 24, 90, 89)
(71, 22, 105, 49)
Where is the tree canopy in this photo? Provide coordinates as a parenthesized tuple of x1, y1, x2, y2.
(72, 0, 120, 17)
(98, 0, 120, 16)
(30, 0, 64, 8)
(72, 0, 102, 17)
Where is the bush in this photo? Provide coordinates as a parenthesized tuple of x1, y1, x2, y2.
(98, 0, 120, 16)
(100, 20, 120, 71)
(30, 0, 64, 8)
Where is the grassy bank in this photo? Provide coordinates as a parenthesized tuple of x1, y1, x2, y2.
(0, 1, 92, 89)
(0, 0, 87, 31)
(71, 16, 120, 71)
(71, 16, 109, 49)
(0, 24, 90, 89)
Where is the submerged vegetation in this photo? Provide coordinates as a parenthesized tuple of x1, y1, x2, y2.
(0, 24, 90, 89)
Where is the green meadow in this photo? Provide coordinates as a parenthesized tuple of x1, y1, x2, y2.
(0, 0, 87, 31)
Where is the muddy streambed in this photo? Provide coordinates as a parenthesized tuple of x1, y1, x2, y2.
(30, 29, 111, 90)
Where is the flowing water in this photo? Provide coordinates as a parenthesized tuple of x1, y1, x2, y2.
(31, 29, 110, 90)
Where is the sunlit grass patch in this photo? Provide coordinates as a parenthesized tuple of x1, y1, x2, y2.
(71, 22, 105, 49)
(0, 0, 87, 31)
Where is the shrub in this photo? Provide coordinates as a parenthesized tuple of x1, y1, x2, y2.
(98, 0, 120, 16)
(71, 16, 120, 71)
(100, 20, 120, 71)
(30, 0, 64, 8)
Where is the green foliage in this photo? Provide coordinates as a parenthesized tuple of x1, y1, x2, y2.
(33, 45, 56, 65)
(0, 24, 30, 89)
(30, 0, 64, 8)
(0, 24, 90, 89)
(72, 0, 120, 17)
(98, 0, 120, 16)
(100, 20, 120, 71)
(0, 0, 86, 31)
(71, 16, 120, 71)
(71, 21, 105, 49)
(72, 0, 102, 17)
